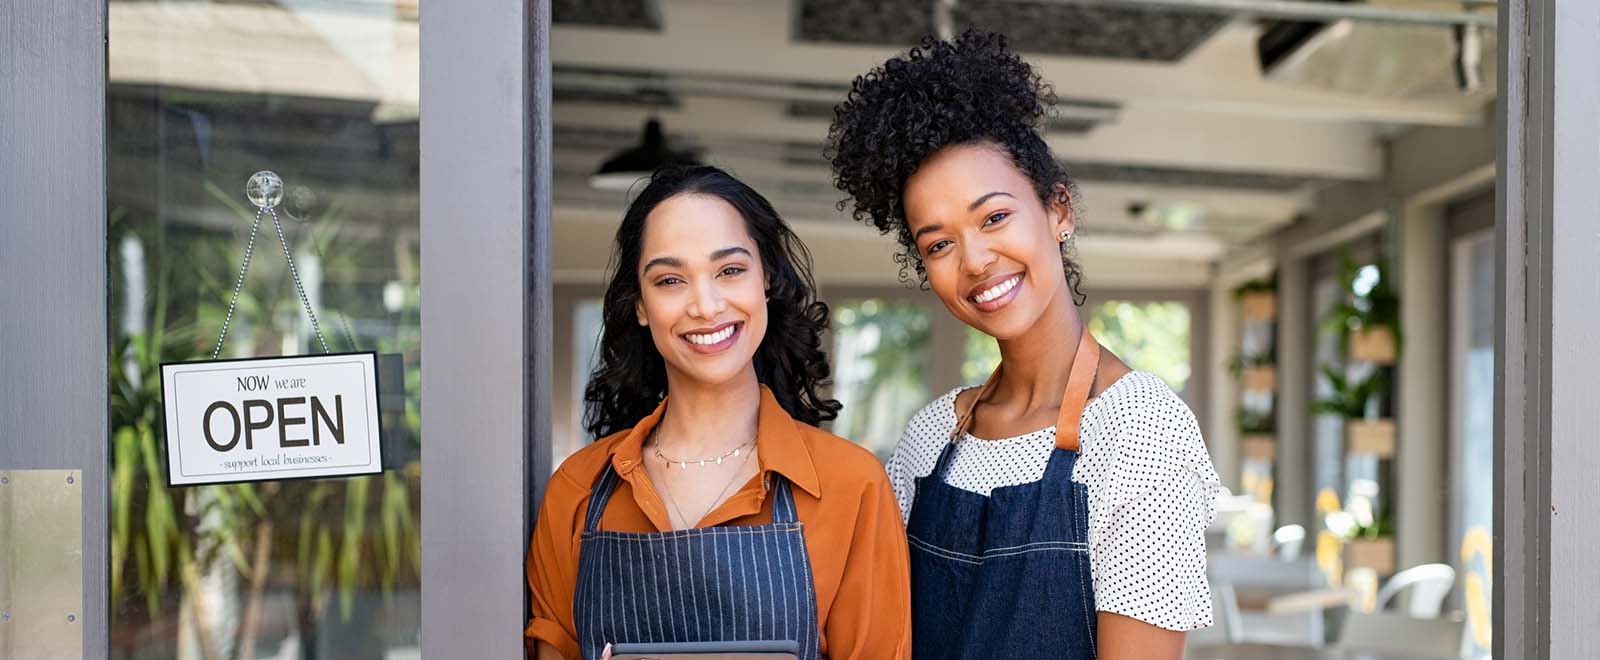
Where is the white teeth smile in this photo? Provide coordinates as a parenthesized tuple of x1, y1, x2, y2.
(685, 325, 737, 345)
(974, 275, 1022, 304)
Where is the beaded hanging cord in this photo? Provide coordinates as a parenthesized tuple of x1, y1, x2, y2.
(212, 171, 330, 359)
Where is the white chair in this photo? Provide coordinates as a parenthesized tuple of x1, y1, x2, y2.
(1375, 563, 1456, 618)
(1272, 524, 1307, 561)
(1336, 610, 1467, 657)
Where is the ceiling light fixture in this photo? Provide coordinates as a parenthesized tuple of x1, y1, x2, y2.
(588, 117, 701, 191)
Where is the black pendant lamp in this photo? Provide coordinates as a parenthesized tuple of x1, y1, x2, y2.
(589, 117, 701, 191)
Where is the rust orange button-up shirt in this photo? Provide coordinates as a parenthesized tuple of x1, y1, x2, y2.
(525, 386, 911, 660)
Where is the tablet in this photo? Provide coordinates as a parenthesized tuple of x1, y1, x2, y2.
(609, 639, 800, 660)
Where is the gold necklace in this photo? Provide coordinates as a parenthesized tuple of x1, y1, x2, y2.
(653, 437, 756, 470)
(650, 430, 757, 529)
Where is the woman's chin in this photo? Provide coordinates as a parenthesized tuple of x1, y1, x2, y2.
(664, 353, 758, 389)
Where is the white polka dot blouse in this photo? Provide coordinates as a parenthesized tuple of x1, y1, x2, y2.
(887, 371, 1222, 632)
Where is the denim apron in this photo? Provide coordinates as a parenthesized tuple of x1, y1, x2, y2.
(907, 330, 1102, 660)
(572, 465, 822, 660)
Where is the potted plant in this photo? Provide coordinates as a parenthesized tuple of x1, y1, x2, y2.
(1234, 277, 1277, 321)
(1313, 366, 1394, 457)
(1228, 352, 1277, 393)
(1339, 502, 1396, 574)
(1322, 254, 1400, 365)
(1238, 407, 1276, 461)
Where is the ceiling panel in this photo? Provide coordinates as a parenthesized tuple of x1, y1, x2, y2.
(553, 0, 660, 30)
(797, 0, 1230, 62)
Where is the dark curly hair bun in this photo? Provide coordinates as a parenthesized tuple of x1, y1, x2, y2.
(827, 29, 1081, 293)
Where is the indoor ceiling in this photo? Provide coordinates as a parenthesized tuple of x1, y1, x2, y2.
(549, 0, 1495, 278)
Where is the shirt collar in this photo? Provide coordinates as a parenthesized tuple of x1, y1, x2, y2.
(607, 384, 822, 499)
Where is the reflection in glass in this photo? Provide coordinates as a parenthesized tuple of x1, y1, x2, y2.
(830, 300, 931, 458)
(1451, 231, 1494, 655)
(109, 1, 421, 657)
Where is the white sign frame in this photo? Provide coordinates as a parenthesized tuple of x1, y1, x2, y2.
(160, 352, 385, 487)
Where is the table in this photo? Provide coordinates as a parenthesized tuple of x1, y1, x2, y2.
(1187, 643, 1457, 660)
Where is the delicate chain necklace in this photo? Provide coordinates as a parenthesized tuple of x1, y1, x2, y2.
(649, 429, 757, 529)
(652, 436, 756, 470)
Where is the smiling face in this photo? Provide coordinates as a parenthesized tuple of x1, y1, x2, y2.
(902, 142, 1075, 340)
(635, 193, 769, 390)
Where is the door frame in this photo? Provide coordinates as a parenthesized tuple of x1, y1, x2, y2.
(4, 0, 1599, 657)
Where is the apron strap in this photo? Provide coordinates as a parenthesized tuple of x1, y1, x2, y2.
(1054, 330, 1100, 452)
(948, 368, 1002, 443)
(583, 465, 623, 533)
(583, 464, 801, 531)
(949, 328, 1102, 453)
(770, 475, 800, 525)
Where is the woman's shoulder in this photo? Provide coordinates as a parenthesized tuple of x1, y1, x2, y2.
(548, 429, 632, 495)
(794, 422, 894, 489)
(1078, 371, 1218, 491)
(903, 385, 966, 440)
(1093, 371, 1194, 420)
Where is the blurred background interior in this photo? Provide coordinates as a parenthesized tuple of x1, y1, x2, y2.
(105, 0, 1498, 657)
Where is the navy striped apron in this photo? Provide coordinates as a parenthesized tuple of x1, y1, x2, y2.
(906, 331, 1102, 659)
(572, 466, 822, 660)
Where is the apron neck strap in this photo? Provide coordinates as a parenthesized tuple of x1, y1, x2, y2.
(1054, 329, 1100, 452)
(948, 328, 1101, 453)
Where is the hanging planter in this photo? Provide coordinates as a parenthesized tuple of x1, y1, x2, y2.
(1346, 419, 1397, 457)
(1344, 536, 1396, 574)
(1242, 434, 1277, 461)
(1242, 365, 1277, 392)
(1240, 291, 1277, 321)
(1349, 325, 1398, 364)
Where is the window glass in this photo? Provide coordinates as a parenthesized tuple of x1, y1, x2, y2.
(109, 1, 423, 656)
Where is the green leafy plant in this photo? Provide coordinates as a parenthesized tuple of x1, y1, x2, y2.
(1237, 408, 1275, 435)
(1226, 352, 1275, 377)
(1311, 365, 1387, 419)
(1231, 277, 1275, 299)
(1320, 251, 1401, 354)
(1350, 504, 1396, 539)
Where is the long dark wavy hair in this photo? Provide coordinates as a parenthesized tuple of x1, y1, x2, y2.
(582, 165, 843, 439)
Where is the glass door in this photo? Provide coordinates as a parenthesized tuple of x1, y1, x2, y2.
(108, 2, 423, 656)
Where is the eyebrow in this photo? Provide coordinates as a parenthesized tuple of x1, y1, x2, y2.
(642, 246, 752, 275)
(912, 192, 1016, 242)
(710, 246, 753, 261)
(967, 191, 1014, 211)
(641, 256, 684, 274)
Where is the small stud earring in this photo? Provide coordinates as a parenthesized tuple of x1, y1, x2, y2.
(1058, 230, 1071, 242)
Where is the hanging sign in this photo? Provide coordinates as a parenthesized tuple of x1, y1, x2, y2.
(161, 352, 384, 486)
(158, 171, 384, 487)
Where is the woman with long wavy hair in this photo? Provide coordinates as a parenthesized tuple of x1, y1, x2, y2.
(525, 165, 911, 660)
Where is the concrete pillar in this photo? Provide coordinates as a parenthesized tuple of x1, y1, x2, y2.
(1396, 205, 1448, 572)
(1208, 277, 1241, 491)
(1275, 257, 1312, 529)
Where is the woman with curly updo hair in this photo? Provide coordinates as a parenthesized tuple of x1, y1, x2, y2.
(526, 166, 911, 660)
(829, 30, 1220, 660)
